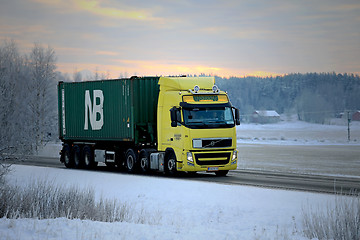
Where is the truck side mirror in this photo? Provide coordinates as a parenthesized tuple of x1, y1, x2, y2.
(235, 108, 240, 125)
(170, 107, 178, 127)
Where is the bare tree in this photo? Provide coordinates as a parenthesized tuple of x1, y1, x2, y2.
(0, 40, 27, 176)
(73, 68, 82, 82)
(92, 67, 110, 80)
(94, 67, 100, 80)
(25, 43, 57, 153)
(0, 40, 59, 157)
(0, 40, 27, 151)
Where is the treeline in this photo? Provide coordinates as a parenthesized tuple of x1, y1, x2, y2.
(216, 73, 360, 123)
(0, 40, 57, 155)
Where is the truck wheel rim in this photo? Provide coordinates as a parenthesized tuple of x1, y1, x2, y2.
(65, 154, 70, 165)
(127, 155, 134, 169)
(84, 154, 90, 166)
(74, 154, 79, 165)
(140, 157, 147, 169)
(168, 158, 175, 171)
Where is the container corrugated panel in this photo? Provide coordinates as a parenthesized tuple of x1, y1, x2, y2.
(58, 77, 160, 144)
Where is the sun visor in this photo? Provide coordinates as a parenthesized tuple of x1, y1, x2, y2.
(159, 76, 215, 91)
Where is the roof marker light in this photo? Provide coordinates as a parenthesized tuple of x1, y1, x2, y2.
(194, 85, 200, 93)
(212, 85, 219, 93)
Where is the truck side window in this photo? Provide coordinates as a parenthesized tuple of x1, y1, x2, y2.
(176, 109, 182, 125)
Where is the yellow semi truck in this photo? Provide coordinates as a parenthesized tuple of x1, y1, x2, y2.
(58, 76, 239, 176)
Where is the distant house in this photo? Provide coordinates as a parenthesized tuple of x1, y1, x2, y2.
(251, 110, 280, 124)
(336, 112, 344, 119)
(352, 111, 360, 121)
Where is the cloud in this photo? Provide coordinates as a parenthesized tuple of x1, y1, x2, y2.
(75, 0, 152, 20)
(0, 22, 55, 50)
(31, 0, 161, 22)
(96, 51, 118, 56)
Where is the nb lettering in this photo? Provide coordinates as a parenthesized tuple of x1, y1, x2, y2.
(84, 90, 104, 130)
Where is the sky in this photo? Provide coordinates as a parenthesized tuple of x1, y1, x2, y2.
(1, 0, 359, 78)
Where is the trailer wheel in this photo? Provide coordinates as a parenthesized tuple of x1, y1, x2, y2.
(166, 151, 177, 175)
(62, 144, 73, 168)
(72, 145, 82, 169)
(125, 149, 137, 173)
(83, 145, 96, 169)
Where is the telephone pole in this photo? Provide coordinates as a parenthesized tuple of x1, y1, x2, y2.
(347, 111, 351, 142)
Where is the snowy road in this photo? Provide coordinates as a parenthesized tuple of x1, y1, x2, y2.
(11, 156, 360, 194)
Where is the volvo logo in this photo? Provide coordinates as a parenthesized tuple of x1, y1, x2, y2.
(194, 138, 232, 148)
(204, 139, 223, 148)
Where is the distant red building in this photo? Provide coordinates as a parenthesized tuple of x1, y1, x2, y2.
(352, 111, 360, 121)
(251, 110, 280, 124)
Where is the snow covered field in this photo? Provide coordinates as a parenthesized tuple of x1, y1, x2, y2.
(1, 165, 337, 240)
(236, 120, 360, 178)
(237, 119, 360, 145)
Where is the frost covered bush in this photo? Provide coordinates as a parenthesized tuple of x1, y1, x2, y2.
(0, 163, 10, 185)
(302, 192, 360, 240)
(0, 179, 136, 223)
(0, 146, 17, 175)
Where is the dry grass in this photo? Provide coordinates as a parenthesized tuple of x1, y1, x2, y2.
(302, 192, 360, 240)
(0, 178, 158, 224)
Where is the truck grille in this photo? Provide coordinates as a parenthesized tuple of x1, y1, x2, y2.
(194, 152, 231, 166)
(193, 138, 232, 149)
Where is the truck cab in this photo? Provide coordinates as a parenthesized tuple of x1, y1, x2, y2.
(157, 77, 240, 176)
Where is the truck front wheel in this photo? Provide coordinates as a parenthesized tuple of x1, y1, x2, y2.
(166, 152, 177, 175)
(139, 149, 150, 173)
(125, 149, 137, 173)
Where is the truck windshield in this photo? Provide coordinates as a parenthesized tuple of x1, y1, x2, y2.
(182, 106, 235, 129)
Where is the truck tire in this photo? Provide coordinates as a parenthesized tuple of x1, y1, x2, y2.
(72, 145, 82, 169)
(139, 149, 150, 173)
(125, 149, 137, 173)
(82, 145, 97, 169)
(62, 144, 73, 168)
(165, 151, 177, 175)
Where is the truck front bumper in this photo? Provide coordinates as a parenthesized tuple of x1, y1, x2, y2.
(177, 149, 238, 172)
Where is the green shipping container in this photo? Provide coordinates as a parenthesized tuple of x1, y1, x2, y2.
(58, 77, 160, 145)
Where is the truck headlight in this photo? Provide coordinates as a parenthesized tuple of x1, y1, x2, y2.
(232, 150, 238, 161)
(187, 152, 193, 162)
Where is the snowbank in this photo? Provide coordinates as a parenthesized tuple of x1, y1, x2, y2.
(0, 165, 336, 240)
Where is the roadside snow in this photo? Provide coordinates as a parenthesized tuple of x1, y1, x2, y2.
(1, 165, 335, 240)
(13, 119, 358, 239)
(37, 143, 61, 158)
